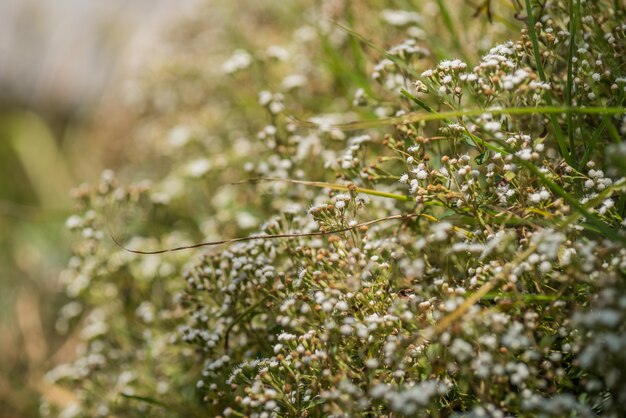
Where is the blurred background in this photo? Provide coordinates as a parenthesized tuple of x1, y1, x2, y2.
(0, 0, 196, 415)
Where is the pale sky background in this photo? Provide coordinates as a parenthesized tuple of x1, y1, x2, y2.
(0, 0, 198, 110)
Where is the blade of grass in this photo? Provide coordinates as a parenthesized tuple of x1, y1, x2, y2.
(434, 0, 471, 63)
(465, 130, 508, 155)
(333, 22, 419, 78)
(565, 0, 581, 156)
(120, 393, 171, 410)
(578, 116, 608, 170)
(400, 88, 435, 113)
(564, 178, 626, 217)
(344, 1, 376, 96)
(517, 159, 625, 243)
(524, 0, 573, 165)
(318, 31, 356, 96)
(6, 112, 74, 210)
(482, 292, 572, 302)
(234, 177, 412, 201)
(606, 117, 623, 143)
(290, 105, 625, 131)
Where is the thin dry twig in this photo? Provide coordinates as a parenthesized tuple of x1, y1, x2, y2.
(111, 213, 422, 255)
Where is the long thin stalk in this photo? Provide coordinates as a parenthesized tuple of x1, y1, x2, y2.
(234, 177, 412, 202)
(111, 213, 423, 254)
(524, 0, 573, 165)
(290, 106, 626, 131)
(565, 0, 580, 158)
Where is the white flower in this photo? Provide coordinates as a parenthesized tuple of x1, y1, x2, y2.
(265, 45, 289, 61)
(65, 215, 83, 230)
(450, 338, 474, 361)
(365, 358, 379, 368)
(277, 332, 296, 341)
(221, 49, 252, 74)
(282, 74, 307, 90)
(381, 9, 422, 26)
(185, 158, 211, 177)
(335, 300, 349, 311)
(484, 121, 502, 132)
(259, 91, 273, 106)
(415, 169, 428, 180)
(438, 59, 467, 71)
(516, 149, 532, 160)
(168, 125, 192, 148)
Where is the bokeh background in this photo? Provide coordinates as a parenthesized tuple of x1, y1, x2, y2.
(0, 1, 196, 415)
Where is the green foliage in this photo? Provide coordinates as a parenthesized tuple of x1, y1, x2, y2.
(44, 1, 626, 417)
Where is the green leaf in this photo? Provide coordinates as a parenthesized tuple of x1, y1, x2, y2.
(400, 88, 434, 113)
(120, 393, 170, 410)
(475, 150, 490, 165)
(464, 135, 477, 148)
(504, 171, 516, 181)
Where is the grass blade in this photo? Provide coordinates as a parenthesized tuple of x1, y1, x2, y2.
(565, 0, 580, 156)
(290, 106, 625, 131)
(578, 116, 608, 170)
(234, 177, 412, 201)
(524, 0, 572, 165)
(333, 22, 419, 78)
(400, 88, 435, 113)
(434, 0, 471, 62)
(120, 393, 171, 410)
(517, 159, 625, 243)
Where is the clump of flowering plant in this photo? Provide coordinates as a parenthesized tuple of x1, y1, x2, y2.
(44, 1, 626, 417)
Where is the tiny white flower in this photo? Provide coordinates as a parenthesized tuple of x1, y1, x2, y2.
(365, 358, 379, 368)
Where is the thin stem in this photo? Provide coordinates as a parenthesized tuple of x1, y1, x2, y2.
(111, 213, 423, 254)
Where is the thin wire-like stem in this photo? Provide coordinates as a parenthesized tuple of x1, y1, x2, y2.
(111, 213, 422, 255)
